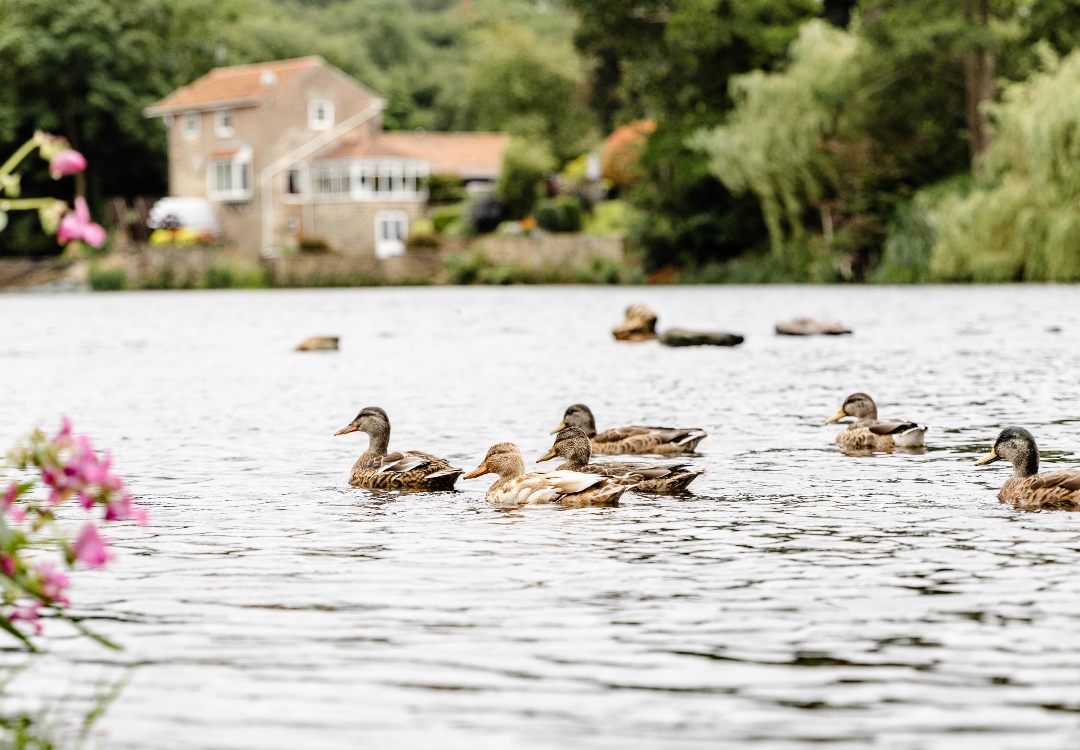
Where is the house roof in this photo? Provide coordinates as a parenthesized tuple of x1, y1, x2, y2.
(146, 57, 324, 115)
(324, 131, 511, 179)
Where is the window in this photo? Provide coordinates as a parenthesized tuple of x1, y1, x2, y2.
(311, 163, 351, 198)
(286, 168, 303, 195)
(308, 99, 334, 131)
(182, 112, 199, 140)
(374, 210, 408, 259)
(214, 109, 234, 137)
(209, 154, 251, 201)
(351, 161, 429, 198)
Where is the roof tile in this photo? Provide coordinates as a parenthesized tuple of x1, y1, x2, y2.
(147, 57, 323, 114)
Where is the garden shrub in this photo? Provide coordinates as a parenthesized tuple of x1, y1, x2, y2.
(534, 196, 583, 233)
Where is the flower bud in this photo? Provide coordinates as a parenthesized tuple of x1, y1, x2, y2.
(49, 150, 87, 180)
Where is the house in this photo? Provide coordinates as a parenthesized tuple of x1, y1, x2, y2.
(145, 57, 509, 259)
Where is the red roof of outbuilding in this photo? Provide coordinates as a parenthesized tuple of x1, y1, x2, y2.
(146, 57, 323, 114)
(323, 131, 510, 179)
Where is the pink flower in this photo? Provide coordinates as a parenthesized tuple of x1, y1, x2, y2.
(35, 562, 70, 605)
(1, 483, 16, 513)
(104, 494, 149, 525)
(8, 604, 42, 634)
(48, 149, 87, 179)
(73, 524, 112, 569)
(0, 556, 15, 578)
(57, 198, 106, 248)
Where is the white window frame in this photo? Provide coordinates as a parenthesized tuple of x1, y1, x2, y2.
(208, 149, 252, 202)
(214, 109, 234, 138)
(350, 160, 429, 201)
(182, 111, 200, 141)
(375, 210, 408, 259)
(308, 99, 334, 131)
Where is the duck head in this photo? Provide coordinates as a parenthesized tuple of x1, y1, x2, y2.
(975, 426, 1040, 478)
(464, 442, 526, 480)
(552, 404, 597, 438)
(826, 393, 878, 424)
(334, 406, 391, 446)
(537, 427, 592, 467)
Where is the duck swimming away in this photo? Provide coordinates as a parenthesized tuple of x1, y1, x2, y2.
(975, 427, 1080, 511)
(334, 406, 462, 490)
(553, 404, 707, 456)
(538, 427, 704, 492)
(826, 393, 928, 451)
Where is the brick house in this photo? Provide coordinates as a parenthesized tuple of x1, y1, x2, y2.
(145, 57, 508, 259)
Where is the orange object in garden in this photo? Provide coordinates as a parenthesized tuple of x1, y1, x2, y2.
(600, 120, 656, 190)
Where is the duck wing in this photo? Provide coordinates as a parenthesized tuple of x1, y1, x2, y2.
(593, 426, 707, 454)
(1016, 469, 1080, 508)
(868, 420, 920, 435)
(491, 471, 613, 506)
(591, 461, 692, 480)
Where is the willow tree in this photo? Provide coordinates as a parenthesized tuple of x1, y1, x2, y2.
(931, 48, 1080, 282)
(688, 21, 859, 260)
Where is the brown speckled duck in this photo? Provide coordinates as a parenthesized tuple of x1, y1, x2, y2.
(334, 406, 462, 490)
(464, 442, 626, 507)
(538, 427, 705, 493)
(826, 393, 928, 451)
(553, 404, 707, 456)
(975, 427, 1080, 511)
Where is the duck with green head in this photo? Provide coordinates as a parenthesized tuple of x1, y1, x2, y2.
(975, 427, 1080, 510)
(825, 393, 928, 451)
(538, 427, 705, 492)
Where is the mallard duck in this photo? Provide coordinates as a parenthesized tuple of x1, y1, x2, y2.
(825, 393, 928, 451)
(975, 427, 1080, 510)
(538, 427, 705, 493)
(553, 404, 707, 456)
(463, 442, 626, 507)
(334, 406, 462, 490)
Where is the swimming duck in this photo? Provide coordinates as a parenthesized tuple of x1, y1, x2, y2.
(975, 427, 1080, 510)
(538, 427, 705, 493)
(334, 406, 462, 490)
(553, 404, 707, 456)
(825, 393, 928, 451)
(463, 442, 626, 507)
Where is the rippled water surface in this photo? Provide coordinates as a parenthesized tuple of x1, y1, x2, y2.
(2, 285, 1080, 749)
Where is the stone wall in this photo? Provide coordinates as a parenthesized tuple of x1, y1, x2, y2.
(461, 234, 623, 268)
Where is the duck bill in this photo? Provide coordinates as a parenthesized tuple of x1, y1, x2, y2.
(550, 421, 567, 435)
(536, 447, 558, 463)
(334, 424, 358, 436)
(463, 462, 490, 480)
(825, 409, 848, 424)
(974, 447, 999, 466)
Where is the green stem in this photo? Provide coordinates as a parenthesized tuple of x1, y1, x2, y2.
(0, 198, 58, 211)
(0, 139, 40, 181)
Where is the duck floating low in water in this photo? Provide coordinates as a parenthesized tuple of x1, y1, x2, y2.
(554, 404, 707, 456)
(975, 427, 1080, 510)
(538, 427, 704, 493)
(826, 393, 928, 451)
(334, 406, 462, 490)
(464, 442, 626, 507)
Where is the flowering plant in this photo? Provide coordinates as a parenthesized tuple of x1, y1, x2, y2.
(1, 419, 147, 649)
(0, 132, 104, 251)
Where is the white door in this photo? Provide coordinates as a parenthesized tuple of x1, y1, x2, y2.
(374, 210, 408, 259)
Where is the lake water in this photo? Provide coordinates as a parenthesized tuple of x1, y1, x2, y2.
(1, 285, 1079, 749)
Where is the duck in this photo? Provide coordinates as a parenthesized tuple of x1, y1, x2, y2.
(975, 427, 1080, 510)
(825, 393, 928, 451)
(334, 406, 462, 490)
(463, 442, 626, 507)
(553, 403, 707, 456)
(538, 427, 705, 492)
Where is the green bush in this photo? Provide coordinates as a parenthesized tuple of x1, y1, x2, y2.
(431, 205, 463, 234)
(298, 236, 332, 253)
(534, 196, 583, 233)
(204, 265, 235, 289)
(427, 174, 467, 204)
(497, 137, 555, 219)
(88, 265, 127, 291)
(444, 250, 493, 284)
(584, 200, 642, 238)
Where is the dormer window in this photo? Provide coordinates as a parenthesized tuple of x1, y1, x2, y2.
(214, 109, 234, 138)
(182, 112, 199, 140)
(308, 100, 334, 131)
